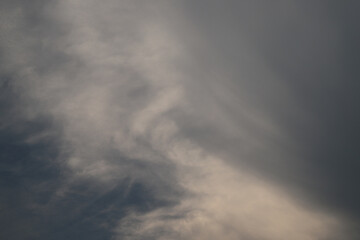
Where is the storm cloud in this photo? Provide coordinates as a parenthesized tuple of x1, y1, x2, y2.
(1, 0, 359, 239)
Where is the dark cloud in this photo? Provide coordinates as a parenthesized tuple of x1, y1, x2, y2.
(1, 0, 359, 239)
(175, 0, 360, 235)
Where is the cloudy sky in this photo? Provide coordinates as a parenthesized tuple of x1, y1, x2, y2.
(1, 1, 359, 239)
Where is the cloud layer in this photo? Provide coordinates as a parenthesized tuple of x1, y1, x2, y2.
(1, 0, 359, 239)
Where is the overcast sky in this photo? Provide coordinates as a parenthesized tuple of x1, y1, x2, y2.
(1, 1, 359, 239)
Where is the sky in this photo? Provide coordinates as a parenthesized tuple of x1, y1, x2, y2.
(0, 1, 359, 239)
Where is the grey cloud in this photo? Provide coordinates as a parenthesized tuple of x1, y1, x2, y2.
(0, 0, 359, 239)
(177, 0, 360, 221)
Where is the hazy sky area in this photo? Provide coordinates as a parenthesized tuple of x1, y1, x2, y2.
(0, 1, 359, 239)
